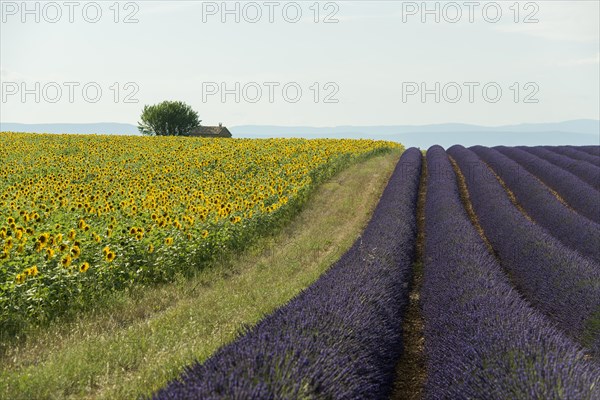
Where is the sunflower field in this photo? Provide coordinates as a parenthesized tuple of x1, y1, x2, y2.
(0, 132, 399, 333)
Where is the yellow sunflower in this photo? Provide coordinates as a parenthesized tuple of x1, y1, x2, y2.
(61, 255, 72, 268)
(15, 273, 26, 284)
(106, 251, 116, 262)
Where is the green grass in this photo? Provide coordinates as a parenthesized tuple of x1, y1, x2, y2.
(0, 149, 401, 400)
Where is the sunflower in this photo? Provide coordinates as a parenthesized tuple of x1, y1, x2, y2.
(148, 243, 154, 254)
(201, 230, 209, 238)
(135, 232, 143, 240)
(61, 255, 72, 268)
(46, 248, 55, 259)
(71, 246, 81, 259)
(15, 273, 26, 284)
(38, 233, 50, 245)
(68, 229, 76, 241)
(79, 262, 90, 273)
(106, 251, 116, 262)
(26, 265, 38, 276)
(165, 237, 173, 246)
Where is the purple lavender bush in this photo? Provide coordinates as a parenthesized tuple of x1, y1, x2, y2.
(471, 145, 600, 264)
(578, 146, 600, 158)
(151, 148, 422, 400)
(547, 145, 600, 167)
(448, 145, 600, 355)
(423, 145, 600, 399)
(495, 145, 600, 224)
(520, 146, 600, 190)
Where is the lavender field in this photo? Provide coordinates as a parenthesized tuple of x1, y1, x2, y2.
(151, 145, 600, 399)
(4, 1, 598, 397)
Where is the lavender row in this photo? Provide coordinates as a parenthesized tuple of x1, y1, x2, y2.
(578, 146, 600, 158)
(152, 148, 422, 399)
(422, 145, 599, 399)
(449, 145, 600, 355)
(546, 146, 600, 167)
(471, 146, 600, 264)
(494, 146, 600, 224)
(520, 146, 600, 190)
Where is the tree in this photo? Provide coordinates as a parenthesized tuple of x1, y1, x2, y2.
(138, 101, 201, 136)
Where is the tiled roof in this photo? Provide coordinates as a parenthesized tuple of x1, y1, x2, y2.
(189, 126, 232, 137)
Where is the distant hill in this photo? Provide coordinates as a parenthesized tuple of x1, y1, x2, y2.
(231, 120, 600, 148)
(232, 120, 600, 136)
(1, 120, 598, 148)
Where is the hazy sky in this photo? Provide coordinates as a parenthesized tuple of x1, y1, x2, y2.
(1, 1, 599, 126)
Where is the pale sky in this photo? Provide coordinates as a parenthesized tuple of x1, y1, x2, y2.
(1, 0, 599, 126)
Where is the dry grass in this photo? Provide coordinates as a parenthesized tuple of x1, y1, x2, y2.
(0, 150, 401, 400)
(391, 155, 427, 400)
(449, 156, 498, 253)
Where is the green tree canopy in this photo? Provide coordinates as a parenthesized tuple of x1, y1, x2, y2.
(138, 101, 201, 136)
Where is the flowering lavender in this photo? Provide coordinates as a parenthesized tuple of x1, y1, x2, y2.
(449, 145, 600, 355)
(152, 148, 422, 399)
(546, 145, 600, 167)
(495, 146, 600, 224)
(471, 145, 600, 264)
(423, 145, 600, 399)
(578, 146, 600, 158)
(520, 146, 600, 190)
